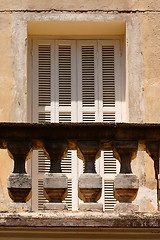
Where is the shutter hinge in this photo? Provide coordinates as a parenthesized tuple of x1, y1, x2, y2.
(119, 42, 122, 57)
(30, 47, 33, 56)
(120, 48, 122, 57)
(30, 42, 33, 56)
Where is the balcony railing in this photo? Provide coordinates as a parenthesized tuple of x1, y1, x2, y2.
(1, 122, 160, 213)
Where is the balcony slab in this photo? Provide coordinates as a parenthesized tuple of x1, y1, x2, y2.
(0, 212, 160, 228)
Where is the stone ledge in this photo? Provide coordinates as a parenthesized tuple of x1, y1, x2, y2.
(0, 212, 160, 228)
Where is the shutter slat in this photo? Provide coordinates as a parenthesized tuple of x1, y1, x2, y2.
(59, 112, 71, 123)
(38, 112, 51, 123)
(83, 113, 95, 122)
(103, 113, 115, 122)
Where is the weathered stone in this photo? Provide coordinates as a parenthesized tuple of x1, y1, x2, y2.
(113, 141, 138, 173)
(44, 139, 68, 173)
(43, 173, 68, 203)
(7, 140, 32, 174)
(79, 173, 102, 189)
(78, 173, 102, 204)
(7, 202, 31, 213)
(77, 140, 100, 173)
(114, 174, 139, 189)
(114, 174, 139, 203)
(1, 212, 160, 228)
(114, 202, 139, 213)
(7, 173, 31, 202)
(7, 173, 32, 188)
(146, 141, 159, 180)
(44, 202, 68, 211)
(44, 173, 67, 189)
(79, 203, 103, 212)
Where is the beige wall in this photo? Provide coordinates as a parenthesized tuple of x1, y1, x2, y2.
(0, 1, 159, 211)
(0, 0, 160, 11)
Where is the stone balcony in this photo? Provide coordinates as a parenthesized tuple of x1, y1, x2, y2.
(0, 122, 160, 232)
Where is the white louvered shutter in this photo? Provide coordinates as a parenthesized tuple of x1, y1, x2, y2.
(77, 40, 120, 211)
(98, 40, 121, 211)
(32, 40, 78, 211)
(77, 41, 98, 123)
(32, 39, 122, 211)
(32, 41, 52, 210)
(54, 40, 78, 211)
(77, 41, 98, 195)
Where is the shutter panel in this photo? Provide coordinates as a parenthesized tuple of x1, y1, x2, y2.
(77, 41, 98, 122)
(32, 41, 53, 211)
(98, 40, 121, 121)
(77, 41, 99, 207)
(97, 41, 120, 211)
(34, 41, 75, 211)
(37, 45, 52, 210)
(55, 41, 78, 211)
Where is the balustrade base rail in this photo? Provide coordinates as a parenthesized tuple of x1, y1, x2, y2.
(0, 212, 160, 228)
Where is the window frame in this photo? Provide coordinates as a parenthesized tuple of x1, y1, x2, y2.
(27, 35, 125, 211)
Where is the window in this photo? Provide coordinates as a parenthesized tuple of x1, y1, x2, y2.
(31, 39, 123, 211)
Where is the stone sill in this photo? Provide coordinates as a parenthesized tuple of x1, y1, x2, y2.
(0, 212, 160, 228)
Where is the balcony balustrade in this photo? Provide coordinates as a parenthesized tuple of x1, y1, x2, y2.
(0, 122, 160, 213)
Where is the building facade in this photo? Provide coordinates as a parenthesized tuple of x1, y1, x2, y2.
(0, 1, 160, 238)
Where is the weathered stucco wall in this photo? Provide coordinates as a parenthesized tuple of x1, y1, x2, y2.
(0, 14, 14, 209)
(141, 14, 160, 123)
(0, 0, 160, 11)
(0, 1, 159, 212)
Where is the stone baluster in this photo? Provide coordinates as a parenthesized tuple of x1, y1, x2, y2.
(7, 140, 32, 212)
(43, 140, 68, 211)
(77, 140, 102, 211)
(146, 141, 160, 210)
(113, 141, 139, 213)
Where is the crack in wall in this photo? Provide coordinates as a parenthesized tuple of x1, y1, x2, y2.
(0, 9, 160, 14)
